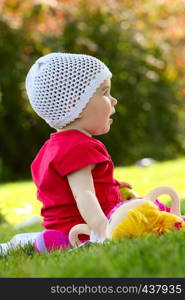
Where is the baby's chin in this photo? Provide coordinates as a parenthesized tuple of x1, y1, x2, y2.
(92, 125, 112, 136)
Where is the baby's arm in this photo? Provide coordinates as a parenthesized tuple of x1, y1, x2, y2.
(67, 165, 108, 240)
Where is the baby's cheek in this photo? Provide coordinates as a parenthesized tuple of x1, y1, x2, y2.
(102, 102, 111, 115)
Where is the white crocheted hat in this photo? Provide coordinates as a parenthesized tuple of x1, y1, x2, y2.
(25, 52, 112, 129)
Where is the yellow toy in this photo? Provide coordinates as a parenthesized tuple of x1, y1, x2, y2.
(69, 186, 185, 247)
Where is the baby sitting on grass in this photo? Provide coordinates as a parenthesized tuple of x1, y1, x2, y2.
(0, 53, 180, 255)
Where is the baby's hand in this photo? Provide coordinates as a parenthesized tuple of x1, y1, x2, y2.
(119, 182, 132, 189)
(119, 183, 138, 201)
(90, 231, 105, 243)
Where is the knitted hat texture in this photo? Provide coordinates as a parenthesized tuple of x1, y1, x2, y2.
(25, 52, 112, 128)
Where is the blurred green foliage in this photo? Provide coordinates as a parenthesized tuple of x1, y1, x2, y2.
(0, 1, 184, 181)
(0, 19, 48, 181)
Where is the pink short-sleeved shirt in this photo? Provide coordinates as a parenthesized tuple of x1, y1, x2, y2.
(31, 130, 122, 235)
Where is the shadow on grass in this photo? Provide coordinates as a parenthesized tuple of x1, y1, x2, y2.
(0, 209, 7, 225)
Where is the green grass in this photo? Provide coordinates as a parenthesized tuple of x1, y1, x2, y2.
(1, 229, 185, 278)
(1, 158, 185, 277)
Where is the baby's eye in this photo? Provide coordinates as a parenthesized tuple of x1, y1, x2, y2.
(104, 90, 110, 96)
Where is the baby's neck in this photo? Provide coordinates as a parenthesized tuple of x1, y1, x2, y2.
(57, 126, 92, 137)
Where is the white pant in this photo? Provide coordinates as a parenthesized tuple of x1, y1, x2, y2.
(0, 232, 42, 255)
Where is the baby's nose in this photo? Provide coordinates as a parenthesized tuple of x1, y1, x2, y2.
(111, 97, 117, 106)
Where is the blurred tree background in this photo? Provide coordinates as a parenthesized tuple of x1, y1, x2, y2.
(0, 0, 185, 181)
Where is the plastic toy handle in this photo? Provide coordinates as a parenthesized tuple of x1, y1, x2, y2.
(144, 185, 180, 216)
(69, 224, 90, 247)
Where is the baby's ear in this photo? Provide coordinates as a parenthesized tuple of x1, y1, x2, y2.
(77, 111, 84, 119)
